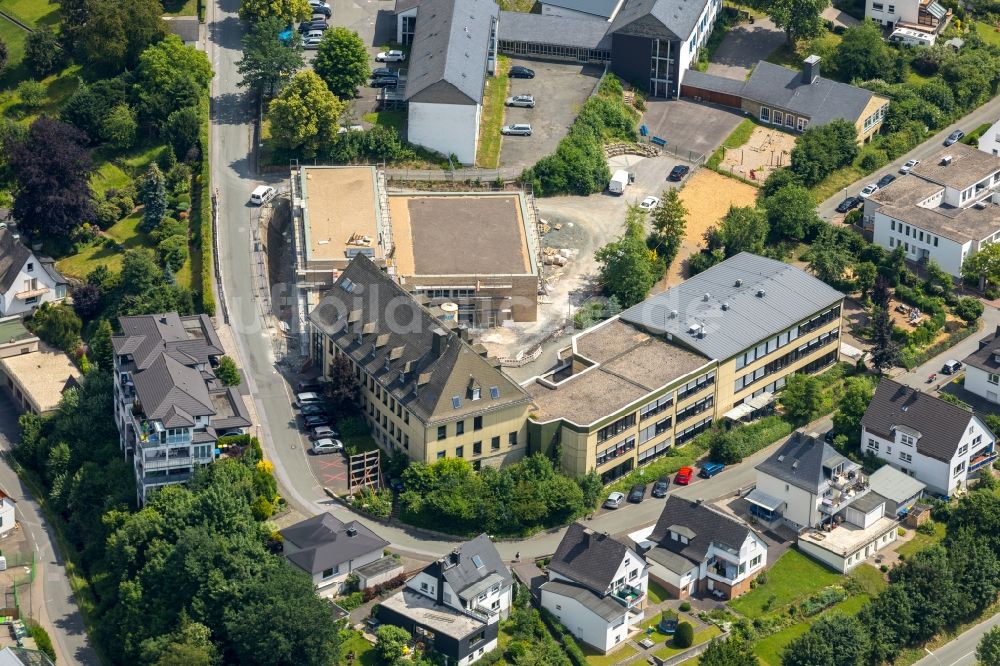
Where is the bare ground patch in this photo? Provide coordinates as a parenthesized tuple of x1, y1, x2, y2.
(719, 126, 796, 184)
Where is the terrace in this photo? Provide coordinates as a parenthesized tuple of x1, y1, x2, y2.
(610, 584, 645, 608)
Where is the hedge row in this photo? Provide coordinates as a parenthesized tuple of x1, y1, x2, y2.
(195, 95, 215, 316)
(539, 607, 588, 666)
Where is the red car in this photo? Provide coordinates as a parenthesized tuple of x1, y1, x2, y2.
(675, 466, 694, 485)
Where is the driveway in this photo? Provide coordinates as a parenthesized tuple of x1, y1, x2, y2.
(499, 58, 603, 169)
(642, 98, 744, 160)
(705, 17, 784, 80)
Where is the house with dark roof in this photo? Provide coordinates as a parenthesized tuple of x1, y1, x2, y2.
(308, 254, 531, 467)
(682, 56, 889, 142)
(540, 523, 648, 653)
(862, 379, 996, 496)
(378, 534, 512, 664)
(963, 325, 1000, 406)
(634, 496, 766, 600)
(112, 313, 252, 504)
(280, 513, 397, 597)
(539, 0, 622, 20)
(0, 227, 67, 317)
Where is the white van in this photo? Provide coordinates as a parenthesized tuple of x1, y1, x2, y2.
(608, 169, 630, 195)
(889, 28, 935, 47)
(250, 185, 276, 205)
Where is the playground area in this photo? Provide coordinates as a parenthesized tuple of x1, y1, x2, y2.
(719, 126, 796, 182)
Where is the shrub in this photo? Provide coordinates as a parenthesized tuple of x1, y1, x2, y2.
(800, 586, 848, 616)
(28, 622, 55, 663)
(216, 356, 241, 386)
(351, 486, 393, 519)
(679, 601, 692, 612)
(157, 234, 189, 272)
(250, 495, 274, 520)
(953, 296, 984, 323)
(16, 80, 45, 110)
(338, 591, 364, 611)
(361, 573, 407, 602)
(674, 621, 694, 648)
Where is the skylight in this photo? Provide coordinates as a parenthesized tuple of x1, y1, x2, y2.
(489, 386, 500, 399)
(452, 395, 462, 409)
(472, 554, 484, 569)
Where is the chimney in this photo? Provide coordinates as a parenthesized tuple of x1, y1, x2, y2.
(431, 327, 448, 358)
(803, 55, 821, 84)
(583, 527, 594, 546)
(346, 527, 357, 537)
(448, 548, 461, 567)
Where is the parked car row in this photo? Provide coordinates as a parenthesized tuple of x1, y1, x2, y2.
(500, 67, 536, 138)
(836, 159, 924, 217)
(291, 384, 345, 455)
(603, 461, 726, 509)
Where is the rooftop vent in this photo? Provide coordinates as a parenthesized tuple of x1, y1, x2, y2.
(722, 302, 730, 311)
(777, 455, 785, 462)
(346, 527, 357, 537)
(791, 461, 799, 470)
(669, 310, 678, 318)
(688, 323, 703, 335)
(735, 279, 743, 287)
(703, 292, 711, 301)
(757, 289, 766, 297)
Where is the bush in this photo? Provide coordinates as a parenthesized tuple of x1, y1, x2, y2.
(28, 622, 55, 663)
(351, 486, 393, 519)
(800, 586, 848, 616)
(216, 355, 241, 386)
(953, 296, 984, 323)
(674, 621, 694, 648)
(157, 234, 189, 272)
(16, 80, 45, 110)
(361, 573, 407, 602)
(679, 601, 692, 612)
(338, 591, 364, 611)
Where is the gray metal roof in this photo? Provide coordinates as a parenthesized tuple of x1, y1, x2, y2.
(540, 581, 629, 622)
(132, 353, 215, 421)
(609, 0, 709, 41)
(963, 325, 1000, 373)
(741, 60, 884, 127)
(540, 0, 619, 18)
(851, 491, 887, 514)
(280, 513, 390, 575)
(619, 252, 844, 361)
(681, 69, 747, 96)
(548, 523, 642, 595)
(498, 11, 612, 49)
(405, 0, 499, 105)
(745, 487, 785, 511)
(869, 465, 926, 504)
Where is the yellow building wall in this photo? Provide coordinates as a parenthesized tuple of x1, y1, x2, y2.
(855, 96, 890, 143)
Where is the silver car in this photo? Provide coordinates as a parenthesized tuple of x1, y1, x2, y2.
(604, 491, 626, 509)
(311, 438, 344, 455)
(501, 123, 532, 136)
(505, 94, 535, 108)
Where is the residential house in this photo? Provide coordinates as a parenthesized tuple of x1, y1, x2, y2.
(526, 252, 844, 481)
(866, 0, 949, 36)
(308, 254, 532, 467)
(280, 513, 397, 597)
(0, 227, 68, 317)
(861, 379, 997, 496)
(865, 144, 1000, 277)
(681, 56, 890, 142)
(112, 313, 253, 504)
(962, 325, 1000, 405)
(540, 523, 648, 653)
(378, 534, 513, 665)
(637, 496, 766, 599)
(868, 465, 926, 518)
(0, 319, 80, 416)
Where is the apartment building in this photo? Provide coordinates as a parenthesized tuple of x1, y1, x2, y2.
(525, 253, 844, 481)
(308, 254, 531, 467)
(865, 144, 1000, 277)
(112, 313, 252, 504)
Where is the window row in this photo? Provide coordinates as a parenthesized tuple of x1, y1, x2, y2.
(734, 330, 839, 393)
(639, 415, 672, 444)
(638, 438, 673, 464)
(598, 413, 636, 444)
(676, 416, 713, 445)
(640, 393, 674, 421)
(677, 371, 716, 401)
(890, 219, 940, 247)
(597, 436, 636, 467)
(759, 106, 808, 132)
(676, 396, 713, 424)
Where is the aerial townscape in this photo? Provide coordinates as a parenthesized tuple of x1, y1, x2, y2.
(8, 0, 1000, 664)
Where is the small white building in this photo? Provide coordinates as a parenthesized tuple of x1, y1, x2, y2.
(541, 523, 647, 653)
(862, 379, 997, 496)
(0, 227, 68, 317)
(964, 325, 1000, 405)
(280, 513, 394, 597)
(865, 0, 949, 35)
(864, 145, 1000, 278)
(0, 493, 15, 538)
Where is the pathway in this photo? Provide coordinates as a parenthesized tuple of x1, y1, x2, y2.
(705, 17, 784, 81)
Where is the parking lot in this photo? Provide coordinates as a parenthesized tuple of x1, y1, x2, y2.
(642, 98, 745, 161)
(499, 58, 604, 169)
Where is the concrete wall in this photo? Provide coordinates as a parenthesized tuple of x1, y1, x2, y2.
(966, 366, 1000, 403)
(408, 101, 481, 165)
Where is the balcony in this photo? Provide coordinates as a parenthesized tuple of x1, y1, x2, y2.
(610, 584, 645, 608)
(970, 448, 998, 472)
(820, 478, 871, 515)
(141, 455, 193, 471)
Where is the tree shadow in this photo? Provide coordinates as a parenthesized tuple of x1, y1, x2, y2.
(210, 91, 254, 126)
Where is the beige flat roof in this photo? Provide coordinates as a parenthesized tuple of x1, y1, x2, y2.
(799, 516, 897, 557)
(301, 166, 381, 263)
(390, 194, 534, 276)
(0, 347, 81, 413)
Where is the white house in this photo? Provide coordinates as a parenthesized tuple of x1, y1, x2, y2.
(753, 431, 900, 572)
(280, 513, 394, 597)
(865, 0, 949, 34)
(963, 325, 1000, 405)
(862, 379, 997, 496)
(864, 145, 1000, 278)
(0, 492, 14, 539)
(0, 227, 68, 317)
(638, 496, 766, 600)
(378, 534, 512, 665)
(540, 523, 647, 653)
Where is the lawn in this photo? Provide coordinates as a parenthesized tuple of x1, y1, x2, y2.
(336, 631, 378, 666)
(706, 118, 756, 169)
(584, 642, 638, 666)
(897, 521, 945, 559)
(476, 55, 510, 168)
(91, 143, 168, 196)
(974, 21, 1000, 47)
(362, 110, 406, 135)
(728, 549, 841, 618)
(0, 15, 29, 87)
(647, 580, 671, 605)
(811, 165, 866, 203)
(0, 0, 60, 27)
(654, 625, 721, 660)
(162, 0, 199, 16)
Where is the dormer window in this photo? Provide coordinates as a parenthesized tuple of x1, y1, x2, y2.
(471, 388, 481, 401)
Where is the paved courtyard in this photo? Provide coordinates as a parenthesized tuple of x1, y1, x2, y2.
(641, 99, 744, 161)
(705, 17, 785, 80)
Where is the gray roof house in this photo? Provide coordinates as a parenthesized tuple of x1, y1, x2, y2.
(548, 522, 645, 596)
(0, 227, 68, 317)
(869, 465, 926, 517)
(608, 0, 708, 40)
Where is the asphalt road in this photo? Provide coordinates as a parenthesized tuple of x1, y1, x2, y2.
(914, 611, 1000, 666)
(818, 96, 1000, 220)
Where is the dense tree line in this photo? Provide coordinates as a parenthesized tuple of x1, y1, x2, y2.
(13, 373, 341, 665)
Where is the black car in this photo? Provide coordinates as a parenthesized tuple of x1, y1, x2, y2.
(835, 196, 862, 213)
(944, 129, 965, 146)
(298, 20, 329, 32)
(824, 429, 836, 444)
(371, 77, 398, 88)
(876, 174, 897, 189)
(303, 414, 331, 428)
(628, 483, 647, 503)
(372, 67, 397, 79)
(311, 4, 332, 16)
(509, 66, 535, 79)
(651, 477, 670, 498)
(296, 380, 325, 393)
(300, 403, 328, 417)
(668, 165, 690, 182)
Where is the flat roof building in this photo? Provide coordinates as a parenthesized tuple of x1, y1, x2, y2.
(0, 342, 80, 415)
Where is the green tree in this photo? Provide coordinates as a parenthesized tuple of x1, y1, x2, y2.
(314, 27, 371, 100)
(24, 26, 63, 79)
(832, 376, 874, 445)
(649, 188, 687, 267)
(834, 20, 900, 81)
(375, 625, 412, 663)
(761, 168, 800, 198)
(700, 636, 759, 666)
(238, 16, 304, 96)
(239, 0, 311, 23)
(858, 584, 915, 664)
(674, 622, 694, 648)
(954, 296, 984, 323)
(29, 303, 82, 353)
(854, 261, 877, 302)
(16, 80, 44, 109)
(136, 34, 214, 127)
(790, 120, 860, 187)
(78, 0, 165, 74)
(139, 164, 168, 232)
(139, 613, 218, 666)
(165, 107, 202, 159)
(962, 242, 1000, 290)
(779, 373, 825, 423)
(0, 40, 7, 77)
(781, 614, 870, 666)
(326, 352, 360, 413)
(767, 0, 827, 45)
(157, 234, 189, 272)
(978, 627, 1000, 665)
(923, 258, 953, 297)
(807, 226, 853, 284)
(267, 70, 345, 158)
(89, 319, 114, 372)
(764, 184, 819, 241)
(595, 205, 657, 308)
(216, 356, 241, 386)
(100, 104, 138, 150)
(870, 276, 900, 374)
(719, 205, 768, 256)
